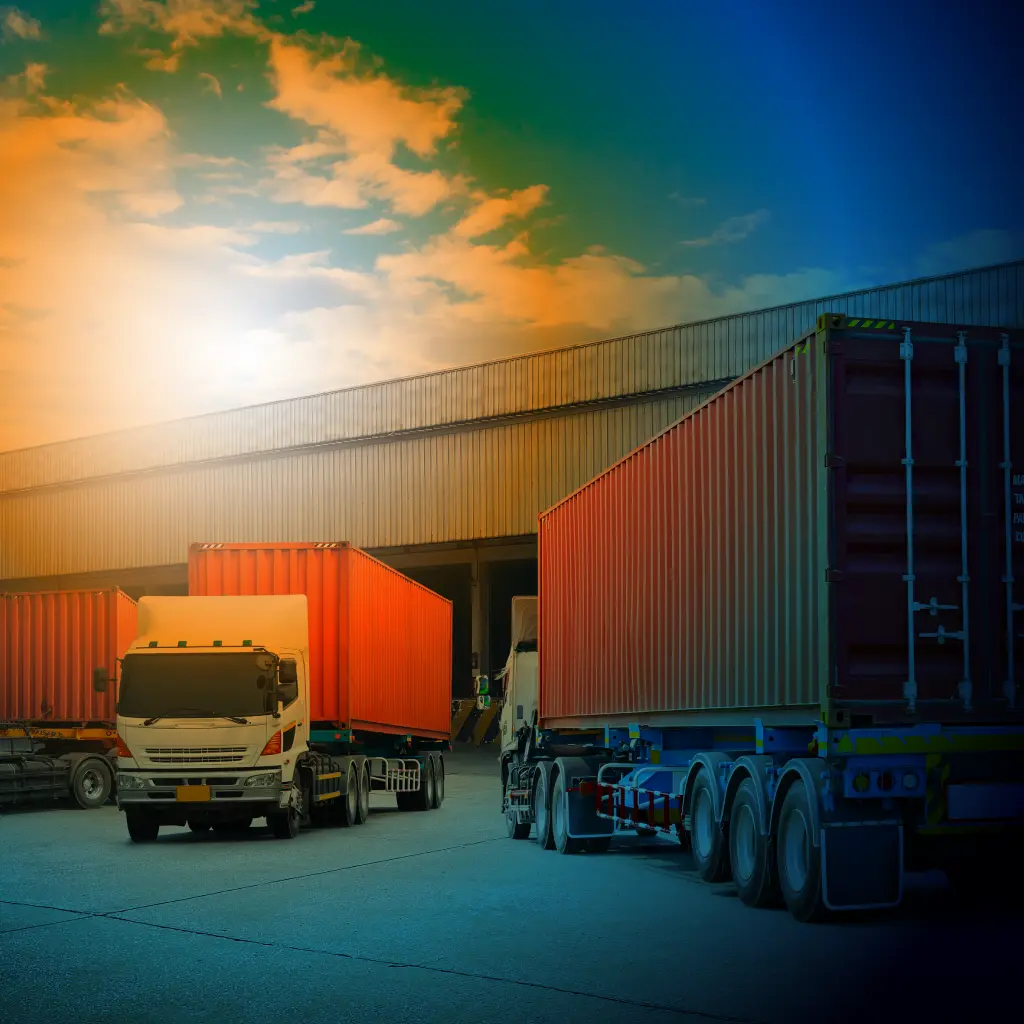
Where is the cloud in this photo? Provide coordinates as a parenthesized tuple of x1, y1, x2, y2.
(670, 193, 707, 207)
(100, 0, 266, 72)
(198, 71, 222, 97)
(915, 229, 1024, 277)
(344, 217, 401, 235)
(248, 220, 305, 234)
(452, 185, 548, 239)
(5, 60, 45, 93)
(292, 1, 315, 14)
(2, 7, 41, 40)
(680, 208, 770, 248)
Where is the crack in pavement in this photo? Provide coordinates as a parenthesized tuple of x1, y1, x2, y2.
(1, 834, 505, 922)
(102, 913, 769, 1024)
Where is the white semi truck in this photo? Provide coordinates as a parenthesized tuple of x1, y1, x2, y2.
(99, 595, 444, 842)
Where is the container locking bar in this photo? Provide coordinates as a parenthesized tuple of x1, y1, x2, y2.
(900, 329, 919, 712)
(954, 333, 972, 710)
(999, 335, 1022, 708)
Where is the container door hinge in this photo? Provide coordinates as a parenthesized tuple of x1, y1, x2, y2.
(825, 568, 845, 583)
(824, 453, 845, 469)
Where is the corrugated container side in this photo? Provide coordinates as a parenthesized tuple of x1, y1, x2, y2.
(0, 588, 138, 723)
(539, 335, 828, 726)
(347, 548, 453, 737)
(188, 543, 452, 739)
(539, 316, 1024, 728)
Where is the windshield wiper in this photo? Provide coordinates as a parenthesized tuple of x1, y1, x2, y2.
(142, 708, 250, 726)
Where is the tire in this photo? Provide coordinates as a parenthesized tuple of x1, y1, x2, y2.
(188, 821, 210, 834)
(126, 811, 159, 843)
(504, 758, 530, 839)
(416, 756, 436, 812)
(340, 764, 358, 826)
(533, 764, 554, 850)
(71, 758, 112, 809)
(355, 763, 370, 825)
(396, 789, 417, 811)
(728, 778, 780, 908)
(431, 755, 444, 808)
(777, 780, 827, 922)
(689, 770, 730, 882)
(551, 769, 583, 854)
(269, 805, 300, 840)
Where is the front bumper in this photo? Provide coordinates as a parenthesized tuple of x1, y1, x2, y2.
(116, 770, 289, 819)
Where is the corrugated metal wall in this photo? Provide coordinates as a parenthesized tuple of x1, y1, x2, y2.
(1, 261, 1020, 494)
(1, 262, 1021, 581)
(0, 392, 711, 579)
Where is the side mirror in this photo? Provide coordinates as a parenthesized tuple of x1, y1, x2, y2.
(92, 667, 109, 693)
(277, 659, 298, 705)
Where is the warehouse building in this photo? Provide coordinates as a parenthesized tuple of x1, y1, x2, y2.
(2, 260, 1022, 697)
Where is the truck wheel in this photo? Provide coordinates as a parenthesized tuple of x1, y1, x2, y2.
(689, 770, 730, 882)
(396, 790, 416, 811)
(72, 758, 112, 809)
(729, 778, 780, 908)
(341, 764, 359, 826)
(355, 762, 370, 824)
(126, 811, 159, 843)
(777, 781, 826, 922)
(551, 770, 582, 854)
(415, 756, 436, 811)
(269, 806, 300, 839)
(431, 755, 445, 808)
(533, 763, 554, 849)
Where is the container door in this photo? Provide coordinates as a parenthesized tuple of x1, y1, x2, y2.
(826, 319, 1024, 724)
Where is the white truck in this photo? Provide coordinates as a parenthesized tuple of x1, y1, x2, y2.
(98, 595, 443, 842)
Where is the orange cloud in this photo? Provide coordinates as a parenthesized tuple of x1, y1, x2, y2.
(453, 185, 549, 239)
(2, 7, 41, 40)
(344, 218, 401, 236)
(198, 71, 222, 97)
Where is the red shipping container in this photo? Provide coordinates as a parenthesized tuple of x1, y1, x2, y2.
(188, 542, 453, 740)
(0, 588, 138, 723)
(539, 315, 1024, 729)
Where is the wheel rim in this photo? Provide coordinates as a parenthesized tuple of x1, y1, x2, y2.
(534, 777, 547, 838)
(781, 806, 810, 892)
(552, 779, 564, 841)
(360, 770, 370, 815)
(425, 763, 435, 804)
(694, 788, 715, 860)
(436, 761, 444, 802)
(81, 768, 104, 801)
(347, 769, 357, 818)
(732, 803, 757, 884)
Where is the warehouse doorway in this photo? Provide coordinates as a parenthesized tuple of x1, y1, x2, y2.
(398, 564, 473, 699)
(487, 558, 538, 684)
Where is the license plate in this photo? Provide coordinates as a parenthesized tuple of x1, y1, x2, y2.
(176, 785, 211, 802)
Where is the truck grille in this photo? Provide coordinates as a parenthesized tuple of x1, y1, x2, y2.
(143, 747, 249, 764)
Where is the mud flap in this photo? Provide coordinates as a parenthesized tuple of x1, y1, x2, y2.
(821, 823, 903, 911)
(566, 788, 613, 838)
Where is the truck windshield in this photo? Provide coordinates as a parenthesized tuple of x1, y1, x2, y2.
(118, 653, 276, 719)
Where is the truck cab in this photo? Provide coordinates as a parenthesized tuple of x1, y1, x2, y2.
(497, 597, 539, 787)
(105, 595, 311, 842)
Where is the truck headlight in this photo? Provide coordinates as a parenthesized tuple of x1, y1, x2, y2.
(244, 772, 280, 788)
(117, 774, 151, 790)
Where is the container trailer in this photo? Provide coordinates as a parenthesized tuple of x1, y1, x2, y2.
(0, 588, 137, 809)
(107, 543, 453, 843)
(501, 313, 1024, 921)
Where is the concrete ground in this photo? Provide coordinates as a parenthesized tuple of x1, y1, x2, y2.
(1, 746, 1017, 1024)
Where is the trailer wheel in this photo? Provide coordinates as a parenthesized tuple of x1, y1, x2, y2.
(689, 770, 730, 882)
(551, 770, 582, 854)
(126, 811, 159, 843)
(340, 764, 359, 826)
(71, 758, 112, 809)
(416, 755, 436, 811)
(431, 755, 445, 808)
(355, 762, 370, 824)
(777, 781, 826, 922)
(533, 762, 554, 850)
(729, 778, 780, 908)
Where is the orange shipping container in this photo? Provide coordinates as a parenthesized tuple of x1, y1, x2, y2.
(188, 542, 453, 740)
(0, 588, 138, 723)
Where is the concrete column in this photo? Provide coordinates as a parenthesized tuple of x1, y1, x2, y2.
(470, 551, 491, 679)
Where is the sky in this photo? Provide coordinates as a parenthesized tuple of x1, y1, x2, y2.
(0, 0, 1022, 451)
